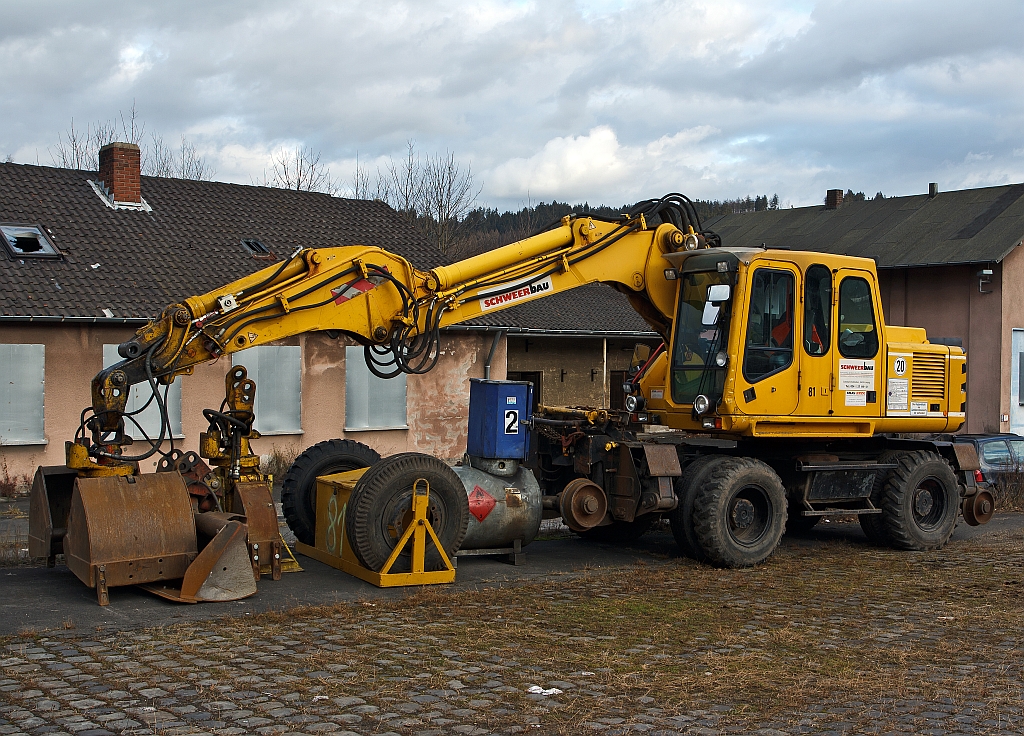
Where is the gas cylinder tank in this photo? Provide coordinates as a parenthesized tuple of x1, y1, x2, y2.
(454, 460, 542, 550)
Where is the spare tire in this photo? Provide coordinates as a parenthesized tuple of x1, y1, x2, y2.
(346, 453, 469, 572)
(281, 439, 382, 545)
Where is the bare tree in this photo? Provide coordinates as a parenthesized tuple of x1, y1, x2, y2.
(145, 134, 215, 181)
(420, 150, 480, 255)
(146, 135, 176, 177)
(351, 151, 372, 199)
(264, 146, 337, 194)
(50, 118, 117, 169)
(377, 140, 423, 220)
(178, 137, 214, 181)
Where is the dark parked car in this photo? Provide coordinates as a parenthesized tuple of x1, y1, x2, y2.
(953, 433, 1024, 496)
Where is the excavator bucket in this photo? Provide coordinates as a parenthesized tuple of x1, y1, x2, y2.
(63, 474, 256, 605)
(28, 466, 79, 566)
(140, 513, 257, 603)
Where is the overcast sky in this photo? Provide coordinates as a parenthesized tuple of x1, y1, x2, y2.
(2, 0, 1023, 209)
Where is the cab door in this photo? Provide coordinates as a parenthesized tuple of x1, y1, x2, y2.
(832, 269, 883, 418)
(797, 264, 834, 416)
(736, 263, 800, 416)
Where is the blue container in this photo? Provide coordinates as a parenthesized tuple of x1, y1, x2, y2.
(467, 379, 533, 459)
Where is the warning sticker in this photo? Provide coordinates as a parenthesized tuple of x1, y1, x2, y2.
(911, 401, 928, 417)
(887, 378, 909, 411)
(845, 391, 867, 406)
(839, 359, 875, 391)
(468, 485, 496, 523)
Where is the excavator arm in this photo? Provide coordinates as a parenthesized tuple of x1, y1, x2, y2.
(87, 195, 712, 453)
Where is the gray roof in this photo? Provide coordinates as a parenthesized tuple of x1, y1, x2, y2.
(0, 163, 440, 320)
(0, 162, 652, 335)
(463, 283, 656, 336)
(706, 184, 1024, 268)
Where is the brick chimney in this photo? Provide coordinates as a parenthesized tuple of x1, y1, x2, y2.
(98, 142, 141, 204)
(825, 189, 843, 210)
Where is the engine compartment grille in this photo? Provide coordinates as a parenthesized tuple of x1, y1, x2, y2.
(912, 353, 946, 400)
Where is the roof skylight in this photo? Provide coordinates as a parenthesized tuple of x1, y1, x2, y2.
(1, 224, 60, 259)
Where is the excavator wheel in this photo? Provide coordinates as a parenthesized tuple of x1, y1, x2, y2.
(881, 451, 959, 550)
(692, 457, 787, 568)
(345, 453, 469, 573)
(578, 515, 655, 544)
(669, 455, 725, 560)
(282, 439, 382, 545)
(860, 451, 903, 546)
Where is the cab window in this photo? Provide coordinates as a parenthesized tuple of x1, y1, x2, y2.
(743, 269, 793, 382)
(804, 265, 832, 356)
(838, 277, 878, 359)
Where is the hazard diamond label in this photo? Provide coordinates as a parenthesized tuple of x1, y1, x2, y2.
(468, 485, 496, 522)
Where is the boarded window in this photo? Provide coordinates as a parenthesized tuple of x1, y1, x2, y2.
(345, 346, 407, 430)
(232, 346, 302, 434)
(103, 345, 183, 440)
(0, 344, 45, 444)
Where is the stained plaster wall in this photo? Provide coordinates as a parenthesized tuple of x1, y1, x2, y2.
(877, 263, 1002, 433)
(0, 324, 505, 479)
(507, 336, 658, 408)
(999, 243, 1024, 433)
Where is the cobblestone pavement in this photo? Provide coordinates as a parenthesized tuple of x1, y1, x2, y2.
(2, 521, 1023, 736)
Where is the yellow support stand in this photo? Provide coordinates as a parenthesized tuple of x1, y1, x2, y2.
(295, 469, 455, 587)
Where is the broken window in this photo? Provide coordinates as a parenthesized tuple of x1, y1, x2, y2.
(103, 345, 183, 441)
(0, 344, 45, 444)
(1, 224, 60, 259)
(345, 346, 408, 430)
(232, 346, 302, 434)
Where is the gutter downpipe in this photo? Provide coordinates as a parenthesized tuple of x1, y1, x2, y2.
(483, 330, 507, 380)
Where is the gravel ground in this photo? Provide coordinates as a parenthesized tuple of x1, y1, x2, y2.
(2, 517, 1023, 736)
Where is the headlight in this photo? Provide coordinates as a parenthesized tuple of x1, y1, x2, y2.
(715, 351, 728, 368)
(693, 394, 710, 415)
(683, 233, 699, 251)
(625, 394, 646, 413)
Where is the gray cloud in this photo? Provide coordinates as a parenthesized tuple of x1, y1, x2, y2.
(2, 0, 1023, 208)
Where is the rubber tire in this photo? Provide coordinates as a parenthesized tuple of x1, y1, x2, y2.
(579, 515, 656, 544)
(346, 453, 469, 572)
(785, 513, 821, 535)
(669, 455, 724, 560)
(881, 451, 959, 550)
(860, 451, 903, 546)
(692, 457, 787, 568)
(281, 439, 382, 545)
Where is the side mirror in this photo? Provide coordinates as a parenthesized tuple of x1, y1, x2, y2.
(707, 284, 731, 303)
(701, 302, 720, 326)
(628, 343, 652, 374)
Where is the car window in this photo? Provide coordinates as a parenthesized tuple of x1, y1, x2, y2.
(838, 277, 879, 359)
(744, 269, 794, 382)
(981, 440, 1012, 466)
(1008, 440, 1024, 467)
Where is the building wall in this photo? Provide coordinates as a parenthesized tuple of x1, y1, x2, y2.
(0, 324, 504, 479)
(878, 263, 1003, 433)
(507, 336, 659, 408)
(999, 245, 1024, 433)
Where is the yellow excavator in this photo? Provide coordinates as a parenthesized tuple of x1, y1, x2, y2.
(31, 193, 993, 604)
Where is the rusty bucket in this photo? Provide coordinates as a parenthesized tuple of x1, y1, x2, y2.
(63, 473, 199, 604)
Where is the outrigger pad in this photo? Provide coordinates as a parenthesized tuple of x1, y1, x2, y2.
(140, 520, 257, 603)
